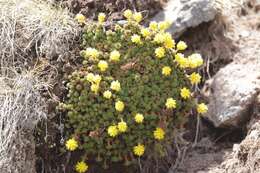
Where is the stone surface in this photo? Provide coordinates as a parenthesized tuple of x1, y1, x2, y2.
(151, 0, 217, 37)
(205, 63, 260, 127)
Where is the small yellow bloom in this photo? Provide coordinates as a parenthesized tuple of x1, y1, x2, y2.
(131, 34, 142, 44)
(133, 144, 145, 156)
(180, 87, 191, 99)
(86, 73, 94, 83)
(175, 53, 189, 68)
(188, 53, 203, 68)
(103, 90, 112, 99)
(153, 33, 165, 44)
(149, 21, 158, 31)
(93, 74, 102, 84)
(163, 33, 175, 49)
(85, 47, 99, 60)
(110, 80, 121, 92)
(197, 103, 208, 114)
(115, 100, 125, 112)
(162, 66, 172, 76)
(133, 12, 142, 23)
(75, 14, 86, 24)
(98, 13, 106, 23)
(107, 125, 118, 137)
(189, 72, 201, 85)
(75, 161, 88, 173)
(110, 50, 120, 62)
(65, 138, 78, 151)
(177, 41, 187, 50)
(165, 98, 176, 109)
(91, 84, 99, 94)
(155, 47, 165, 58)
(153, 127, 165, 140)
(117, 120, 127, 132)
(141, 28, 151, 38)
(158, 21, 171, 30)
(123, 9, 133, 19)
(135, 113, 144, 123)
(98, 60, 108, 72)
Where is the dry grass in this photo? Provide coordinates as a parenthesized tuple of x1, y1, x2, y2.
(0, 69, 48, 172)
(0, 0, 79, 72)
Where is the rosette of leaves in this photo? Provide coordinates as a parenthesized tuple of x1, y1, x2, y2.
(61, 14, 197, 170)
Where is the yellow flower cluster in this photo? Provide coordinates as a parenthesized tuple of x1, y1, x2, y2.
(84, 47, 99, 60)
(165, 98, 176, 109)
(110, 80, 121, 92)
(158, 21, 171, 31)
(75, 161, 88, 173)
(75, 14, 86, 24)
(162, 66, 172, 76)
(149, 21, 158, 31)
(189, 72, 201, 85)
(103, 90, 112, 99)
(175, 53, 204, 69)
(155, 47, 165, 58)
(131, 34, 142, 44)
(115, 100, 125, 112)
(107, 125, 119, 137)
(123, 10, 143, 23)
(98, 60, 108, 72)
(65, 138, 78, 151)
(110, 50, 121, 62)
(153, 127, 165, 140)
(117, 120, 127, 132)
(177, 41, 187, 51)
(86, 73, 102, 94)
(98, 13, 106, 23)
(197, 103, 208, 114)
(180, 87, 191, 99)
(141, 28, 151, 38)
(134, 113, 144, 123)
(133, 144, 145, 156)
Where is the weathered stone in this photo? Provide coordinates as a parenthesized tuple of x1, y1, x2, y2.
(205, 63, 260, 127)
(151, 0, 217, 37)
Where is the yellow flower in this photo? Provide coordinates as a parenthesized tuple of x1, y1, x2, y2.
(165, 98, 176, 109)
(86, 73, 94, 82)
(133, 144, 145, 156)
(115, 100, 124, 112)
(107, 125, 118, 137)
(175, 53, 189, 68)
(189, 72, 201, 85)
(98, 13, 106, 23)
(75, 14, 86, 24)
(159, 20, 171, 30)
(93, 74, 102, 84)
(133, 12, 142, 23)
(103, 90, 112, 99)
(180, 87, 191, 99)
(162, 66, 172, 76)
(153, 33, 165, 44)
(91, 84, 99, 94)
(188, 53, 203, 68)
(65, 138, 78, 151)
(110, 50, 120, 62)
(110, 80, 121, 92)
(197, 103, 208, 114)
(177, 41, 187, 50)
(75, 161, 88, 173)
(135, 113, 144, 123)
(117, 120, 127, 132)
(141, 28, 151, 38)
(85, 47, 99, 60)
(131, 34, 142, 44)
(98, 60, 108, 72)
(155, 47, 165, 58)
(153, 127, 165, 140)
(123, 9, 133, 20)
(163, 33, 175, 49)
(149, 21, 158, 31)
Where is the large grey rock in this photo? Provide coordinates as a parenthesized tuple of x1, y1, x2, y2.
(206, 63, 260, 127)
(151, 0, 217, 37)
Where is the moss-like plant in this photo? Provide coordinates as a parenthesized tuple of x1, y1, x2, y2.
(60, 10, 208, 172)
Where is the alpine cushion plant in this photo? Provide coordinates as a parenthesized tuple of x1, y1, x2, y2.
(60, 10, 208, 172)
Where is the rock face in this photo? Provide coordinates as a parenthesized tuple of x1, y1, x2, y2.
(151, 0, 217, 37)
(205, 63, 260, 127)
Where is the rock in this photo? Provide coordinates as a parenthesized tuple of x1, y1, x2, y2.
(205, 63, 260, 127)
(151, 0, 217, 37)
